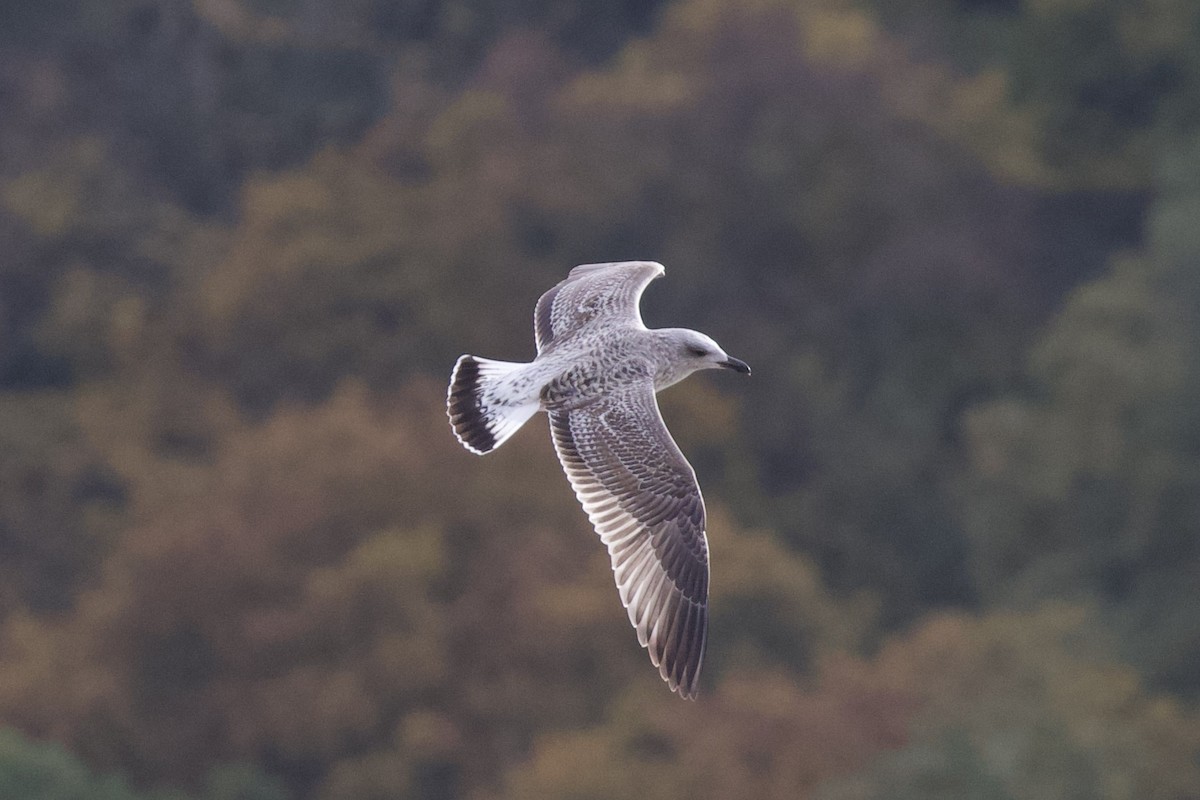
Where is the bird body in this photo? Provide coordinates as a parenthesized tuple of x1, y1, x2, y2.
(447, 261, 749, 698)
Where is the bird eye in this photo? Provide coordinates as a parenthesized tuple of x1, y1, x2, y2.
(688, 346, 708, 357)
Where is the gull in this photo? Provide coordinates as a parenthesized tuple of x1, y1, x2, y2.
(447, 261, 749, 698)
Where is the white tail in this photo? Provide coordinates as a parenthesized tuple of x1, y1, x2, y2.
(447, 355, 539, 454)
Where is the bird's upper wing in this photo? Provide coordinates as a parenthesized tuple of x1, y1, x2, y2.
(534, 261, 664, 353)
(548, 381, 709, 698)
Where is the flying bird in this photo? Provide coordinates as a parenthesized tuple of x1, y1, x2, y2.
(447, 261, 750, 698)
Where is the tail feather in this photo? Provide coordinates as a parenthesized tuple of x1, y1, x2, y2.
(447, 355, 538, 454)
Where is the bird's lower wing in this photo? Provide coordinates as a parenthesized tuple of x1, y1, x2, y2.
(547, 383, 709, 698)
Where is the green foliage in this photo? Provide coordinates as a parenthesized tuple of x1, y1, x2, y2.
(0, 727, 141, 800)
(199, 765, 288, 800)
(865, 0, 1200, 188)
(961, 137, 1200, 694)
(0, 727, 285, 800)
(0, 136, 222, 387)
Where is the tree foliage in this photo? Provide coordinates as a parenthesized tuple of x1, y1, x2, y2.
(0, 727, 286, 800)
(962, 137, 1200, 694)
(814, 606, 1200, 800)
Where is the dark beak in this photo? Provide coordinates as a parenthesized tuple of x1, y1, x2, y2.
(721, 356, 751, 375)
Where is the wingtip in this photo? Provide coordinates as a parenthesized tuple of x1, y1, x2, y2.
(665, 666, 700, 700)
(569, 260, 665, 278)
(646, 594, 706, 701)
(639, 260, 666, 279)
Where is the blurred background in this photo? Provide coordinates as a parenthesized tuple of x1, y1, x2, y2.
(2, 0, 1200, 797)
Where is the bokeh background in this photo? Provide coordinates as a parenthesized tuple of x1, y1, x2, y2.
(3, 0, 1200, 797)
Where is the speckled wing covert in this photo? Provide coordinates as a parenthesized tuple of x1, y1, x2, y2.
(534, 261, 664, 352)
(548, 382, 709, 698)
